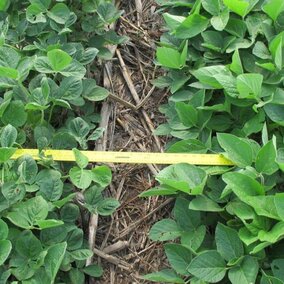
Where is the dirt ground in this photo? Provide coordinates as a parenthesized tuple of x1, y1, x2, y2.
(91, 0, 173, 283)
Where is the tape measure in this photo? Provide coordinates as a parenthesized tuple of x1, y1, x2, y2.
(11, 149, 234, 166)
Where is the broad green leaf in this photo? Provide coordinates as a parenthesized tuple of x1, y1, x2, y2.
(36, 169, 63, 201)
(0, 147, 17, 163)
(142, 269, 185, 283)
(72, 148, 89, 169)
(69, 249, 93, 260)
(47, 3, 70, 24)
(189, 195, 223, 212)
(83, 85, 109, 101)
(16, 230, 42, 259)
(1, 124, 17, 147)
(228, 256, 259, 284)
(175, 102, 198, 127)
(36, 219, 64, 229)
(175, 14, 209, 39)
(0, 0, 10, 11)
(83, 265, 103, 278)
(69, 167, 93, 190)
(156, 47, 186, 69)
(187, 250, 226, 283)
(165, 244, 192, 275)
(262, 0, 284, 21)
(174, 197, 201, 230)
(2, 100, 27, 127)
(264, 104, 284, 126)
(223, 0, 250, 17)
(237, 73, 263, 99)
(91, 165, 112, 187)
(0, 66, 18, 79)
(181, 225, 206, 251)
(192, 65, 230, 88)
(201, 0, 220, 15)
(69, 269, 85, 284)
(6, 196, 49, 229)
(157, 164, 207, 195)
(217, 133, 253, 167)
(261, 275, 284, 284)
(0, 219, 8, 240)
(211, 8, 230, 31)
(47, 49, 72, 72)
(258, 222, 284, 243)
(96, 198, 120, 216)
(163, 13, 186, 30)
(223, 172, 265, 203)
(0, 240, 11, 265)
(255, 141, 278, 175)
(216, 223, 244, 261)
(275, 193, 284, 220)
(45, 242, 67, 282)
(269, 32, 284, 70)
(149, 219, 182, 241)
(230, 50, 243, 75)
(271, 259, 284, 281)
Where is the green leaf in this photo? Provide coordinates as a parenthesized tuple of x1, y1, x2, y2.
(202, 0, 220, 15)
(223, 172, 265, 203)
(36, 169, 63, 202)
(149, 219, 182, 242)
(258, 222, 284, 243)
(187, 250, 226, 283)
(175, 102, 198, 127)
(223, 0, 250, 17)
(69, 249, 93, 260)
(82, 79, 109, 101)
(156, 47, 186, 69)
(69, 167, 93, 190)
(262, 0, 284, 21)
(230, 50, 243, 75)
(83, 264, 103, 278)
(1, 124, 17, 147)
(255, 141, 278, 175)
(72, 148, 89, 169)
(47, 3, 70, 24)
(47, 49, 72, 72)
(0, 66, 18, 79)
(0, 0, 10, 11)
(264, 104, 284, 126)
(164, 244, 192, 275)
(96, 198, 120, 216)
(0, 219, 8, 240)
(275, 193, 284, 220)
(271, 259, 284, 282)
(91, 165, 112, 187)
(6, 196, 49, 229)
(142, 269, 185, 284)
(0, 147, 16, 163)
(16, 230, 42, 259)
(215, 223, 244, 261)
(69, 269, 85, 284)
(2, 100, 27, 127)
(189, 195, 223, 212)
(237, 73, 263, 99)
(217, 133, 253, 167)
(0, 240, 11, 265)
(36, 219, 64, 229)
(156, 164, 207, 195)
(45, 242, 67, 282)
(175, 14, 209, 39)
(228, 256, 259, 284)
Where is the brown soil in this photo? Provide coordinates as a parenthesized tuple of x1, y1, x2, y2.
(91, 0, 173, 283)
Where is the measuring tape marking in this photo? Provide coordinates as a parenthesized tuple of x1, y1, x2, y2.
(11, 149, 235, 166)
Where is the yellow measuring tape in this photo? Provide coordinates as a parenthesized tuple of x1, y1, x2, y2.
(11, 149, 234, 166)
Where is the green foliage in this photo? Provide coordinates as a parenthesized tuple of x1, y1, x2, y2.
(144, 0, 284, 283)
(0, 0, 123, 281)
